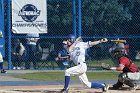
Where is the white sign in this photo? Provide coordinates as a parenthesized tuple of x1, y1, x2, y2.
(12, 0, 47, 34)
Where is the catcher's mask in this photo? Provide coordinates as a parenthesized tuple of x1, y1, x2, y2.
(113, 48, 125, 59)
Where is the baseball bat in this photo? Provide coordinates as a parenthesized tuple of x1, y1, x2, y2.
(110, 40, 126, 43)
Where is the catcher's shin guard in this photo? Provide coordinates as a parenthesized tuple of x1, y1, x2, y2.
(124, 80, 135, 87)
(129, 83, 138, 91)
(124, 80, 138, 90)
(112, 81, 123, 89)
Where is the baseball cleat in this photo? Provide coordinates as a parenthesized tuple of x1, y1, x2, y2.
(129, 83, 138, 91)
(60, 89, 68, 93)
(102, 83, 109, 92)
(1, 70, 6, 73)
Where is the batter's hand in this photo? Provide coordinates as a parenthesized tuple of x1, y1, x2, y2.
(75, 37, 82, 43)
(100, 38, 108, 43)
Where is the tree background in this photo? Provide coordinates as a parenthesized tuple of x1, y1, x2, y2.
(4, 0, 140, 61)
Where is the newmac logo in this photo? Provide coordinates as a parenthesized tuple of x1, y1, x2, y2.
(18, 4, 40, 22)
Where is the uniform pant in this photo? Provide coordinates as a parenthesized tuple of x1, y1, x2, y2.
(63, 63, 105, 90)
(65, 63, 91, 88)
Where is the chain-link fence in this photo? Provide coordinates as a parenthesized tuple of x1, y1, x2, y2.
(3, 0, 140, 70)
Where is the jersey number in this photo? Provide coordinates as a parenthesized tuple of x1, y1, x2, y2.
(76, 52, 80, 56)
(75, 47, 80, 56)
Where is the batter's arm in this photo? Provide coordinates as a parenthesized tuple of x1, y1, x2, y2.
(109, 64, 124, 71)
(89, 38, 108, 47)
(101, 63, 124, 71)
(88, 40, 101, 47)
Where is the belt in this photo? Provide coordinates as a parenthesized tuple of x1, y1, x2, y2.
(78, 62, 86, 65)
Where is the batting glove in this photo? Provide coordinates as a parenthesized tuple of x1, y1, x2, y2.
(100, 38, 108, 43)
(75, 37, 82, 43)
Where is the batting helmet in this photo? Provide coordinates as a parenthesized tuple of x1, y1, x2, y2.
(67, 34, 76, 43)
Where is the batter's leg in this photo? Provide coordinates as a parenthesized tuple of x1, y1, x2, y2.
(63, 76, 70, 91)
(79, 73, 109, 92)
(79, 73, 105, 88)
(79, 73, 91, 88)
(62, 65, 81, 91)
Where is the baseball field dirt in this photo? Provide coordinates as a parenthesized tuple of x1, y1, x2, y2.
(0, 70, 139, 93)
(0, 84, 139, 93)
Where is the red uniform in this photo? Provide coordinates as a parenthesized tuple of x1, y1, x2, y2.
(119, 57, 138, 73)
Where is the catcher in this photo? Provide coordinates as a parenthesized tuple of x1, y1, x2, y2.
(102, 48, 140, 90)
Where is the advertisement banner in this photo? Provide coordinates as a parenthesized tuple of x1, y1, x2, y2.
(12, 0, 47, 34)
(0, 0, 5, 57)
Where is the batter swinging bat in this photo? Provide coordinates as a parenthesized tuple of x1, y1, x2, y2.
(111, 40, 126, 43)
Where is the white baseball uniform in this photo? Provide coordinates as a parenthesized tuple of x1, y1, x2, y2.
(65, 41, 91, 87)
(0, 52, 3, 63)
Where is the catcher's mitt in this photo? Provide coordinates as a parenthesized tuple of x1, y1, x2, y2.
(101, 63, 111, 70)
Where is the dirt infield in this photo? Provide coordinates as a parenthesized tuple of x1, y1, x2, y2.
(0, 84, 139, 93)
(0, 70, 139, 93)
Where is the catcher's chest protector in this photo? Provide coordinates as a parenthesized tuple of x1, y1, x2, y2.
(119, 57, 138, 73)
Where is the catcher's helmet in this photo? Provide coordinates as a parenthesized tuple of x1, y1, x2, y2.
(113, 48, 125, 59)
(114, 48, 123, 53)
(67, 34, 76, 43)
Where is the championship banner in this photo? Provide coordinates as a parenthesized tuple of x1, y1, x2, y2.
(12, 0, 47, 34)
(0, 0, 5, 57)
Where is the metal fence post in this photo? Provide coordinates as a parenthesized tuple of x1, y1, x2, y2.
(73, 0, 76, 37)
(78, 0, 81, 37)
(8, 0, 12, 70)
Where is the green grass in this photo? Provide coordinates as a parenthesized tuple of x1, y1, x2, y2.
(13, 71, 121, 81)
(7, 58, 140, 81)
(11, 59, 139, 81)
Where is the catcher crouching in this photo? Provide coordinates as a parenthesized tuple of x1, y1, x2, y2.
(102, 48, 140, 90)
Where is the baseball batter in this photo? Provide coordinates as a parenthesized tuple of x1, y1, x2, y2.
(60, 36, 108, 93)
